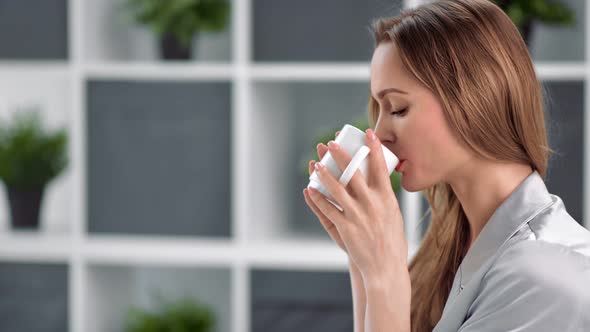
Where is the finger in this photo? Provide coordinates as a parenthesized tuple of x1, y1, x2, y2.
(308, 160, 316, 176)
(309, 143, 328, 175)
(365, 128, 393, 191)
(326, 140, 370, 201)
(304, 189, 348, 252)
(317, 143, 328, 160)
(309, 143, 329, 176)
(308, 186, 349, 232)
(303, 188, 342, 241)
(309, 162, 353, 220)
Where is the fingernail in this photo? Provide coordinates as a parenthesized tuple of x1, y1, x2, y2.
(366, 128, 376, 141)
(327, 140, 339, 150)
(315, 162, 324, 171)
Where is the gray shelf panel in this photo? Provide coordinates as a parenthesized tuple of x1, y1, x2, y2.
(543, 80, 584, 225)
(87, 265, 231, 332)
(250, 269, 353, 332)
(252, 0, 585, 63)
(83, 0, 233, 62)
(0, 262, 68, 332)
(529, 0, 585, 62)
(86, 80, 232, 237)
(252, 0, 403, 62)
(419, 194, 431, 239)
(0, 0, 68, 59)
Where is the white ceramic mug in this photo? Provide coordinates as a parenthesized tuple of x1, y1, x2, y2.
(307, 124, 399, 211)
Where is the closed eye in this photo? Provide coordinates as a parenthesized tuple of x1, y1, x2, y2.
(391, 107, 408, 116)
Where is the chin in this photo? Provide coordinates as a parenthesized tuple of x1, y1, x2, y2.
(400, 172, 430, 192)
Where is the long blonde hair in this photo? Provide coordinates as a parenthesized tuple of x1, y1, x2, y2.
(367, 1, 553, 330)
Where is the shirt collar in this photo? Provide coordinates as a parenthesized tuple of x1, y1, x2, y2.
(458, 170, 553, 287)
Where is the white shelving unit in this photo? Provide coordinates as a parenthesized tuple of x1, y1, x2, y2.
(0, 0, 588, 331)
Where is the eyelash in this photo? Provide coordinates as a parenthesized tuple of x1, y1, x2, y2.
(390, 107, 408, 117)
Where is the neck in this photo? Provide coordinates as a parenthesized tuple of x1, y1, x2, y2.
(446, 158, 533, 251)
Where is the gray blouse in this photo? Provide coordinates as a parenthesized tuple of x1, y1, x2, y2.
(433, 170, 590, 332)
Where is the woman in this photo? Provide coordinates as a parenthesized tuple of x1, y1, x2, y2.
(302, 0, 590, 331)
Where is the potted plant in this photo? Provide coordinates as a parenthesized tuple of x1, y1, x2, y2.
(125, 296, 216, 332)
(302, 117, 402, 195)
(0, 107, 68, 229)
(491, 0, 575, 47)
(126, 0, 231, 60)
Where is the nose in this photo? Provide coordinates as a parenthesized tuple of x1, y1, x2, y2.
(374, 120, 396, 144)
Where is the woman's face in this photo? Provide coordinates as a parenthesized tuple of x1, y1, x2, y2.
(370, 42, 472, 192)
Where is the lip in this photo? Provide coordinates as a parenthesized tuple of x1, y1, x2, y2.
(395, 159, 406, 172)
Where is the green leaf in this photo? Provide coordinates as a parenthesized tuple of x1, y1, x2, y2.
(0, 107, 68, 189)
(126, 0, 231, 46)
(124, 295, 215, 332)
(531, 0, 575, 24)
(506, 3, 527, 27)
(493, 0, 574, 27)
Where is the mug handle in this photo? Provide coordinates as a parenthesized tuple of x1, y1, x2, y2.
(339, 145, 371, 187)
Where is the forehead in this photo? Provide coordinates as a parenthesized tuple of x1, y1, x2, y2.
(370, 42, 412, 96)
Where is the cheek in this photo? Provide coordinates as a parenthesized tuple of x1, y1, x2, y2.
(404, 105, 458, 187)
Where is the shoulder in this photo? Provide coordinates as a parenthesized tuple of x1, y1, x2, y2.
(457, 194, 590, 331)
(472, 235, 590, 322)
(488, 239, 590, 296)
(475, 192, 590, 303)
(485, 193, 590, 295)
(494, 193, 590, 279)
(526, 193, 590, 258)
(459, 240, 590, 331)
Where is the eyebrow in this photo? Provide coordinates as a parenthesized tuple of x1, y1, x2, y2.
(374, 87, 408, 101)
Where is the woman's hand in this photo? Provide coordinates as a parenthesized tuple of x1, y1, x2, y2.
(303, 131, 349, 254)
(303, 128, 409, 281)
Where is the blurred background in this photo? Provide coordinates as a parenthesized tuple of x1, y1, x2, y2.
(0, 0, 586, 331)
